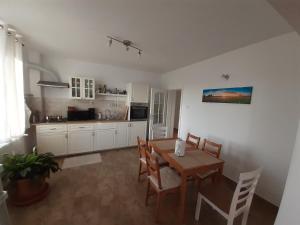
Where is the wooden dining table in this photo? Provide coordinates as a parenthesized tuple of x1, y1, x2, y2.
(148, 138, 225, 225)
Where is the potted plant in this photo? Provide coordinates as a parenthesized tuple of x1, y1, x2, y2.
(1, 152, 60, 206)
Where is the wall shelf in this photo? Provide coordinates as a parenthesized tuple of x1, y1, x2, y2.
(96, 93, 127, 97)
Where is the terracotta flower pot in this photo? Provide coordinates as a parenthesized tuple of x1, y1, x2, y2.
(9, 176, 49, 206)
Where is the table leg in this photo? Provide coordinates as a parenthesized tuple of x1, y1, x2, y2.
(218, 163, 224, 181)
(178, 174, 188, 225)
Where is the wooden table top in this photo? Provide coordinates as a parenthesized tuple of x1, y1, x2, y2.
(149, 138, 195, 154)
(164, 150, 224, 176)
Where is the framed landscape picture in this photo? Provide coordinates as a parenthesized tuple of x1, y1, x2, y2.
(202, 86, 253, 104)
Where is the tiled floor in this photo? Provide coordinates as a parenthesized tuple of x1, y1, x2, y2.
(8, 148, 278, 225)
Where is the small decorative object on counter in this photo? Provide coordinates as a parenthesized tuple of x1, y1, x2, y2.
(98, 112, 102, 120)
(103, 85, 107, 93)
(175, 139, 186, 157)
(97, 84, 102, 93)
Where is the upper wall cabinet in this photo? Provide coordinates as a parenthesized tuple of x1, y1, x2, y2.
(70, 77, 95, 100)
(127, 83, 149, 103)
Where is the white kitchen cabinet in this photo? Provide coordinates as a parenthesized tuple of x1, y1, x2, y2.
(36, 124, 68, 156)
(35, 121, 147, 156)
(128, 121, 147, 146)
(127, 83, 149, 103)
(37, 132, 68, 156)
(94, 129, 116, 151)
(70, 77, 95, 100)
(115, 122, 129, 148)
(68, 130, 94, 154)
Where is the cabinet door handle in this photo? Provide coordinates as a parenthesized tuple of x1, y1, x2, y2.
(50, 128, 57, 130)
(115, 130, 117, 135)
(65, 134, 68, 139)
(79, 126, 86, 129)
(92, 132, 95, 136)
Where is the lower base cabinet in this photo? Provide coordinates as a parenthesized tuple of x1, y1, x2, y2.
(128, 121, 147, 146)
(36, 121, 147, 156)
(115, 123, 129, 148)
(94, 129, 116, 151)
(68, 130, 94, 154)
(36, 132, 68, 156)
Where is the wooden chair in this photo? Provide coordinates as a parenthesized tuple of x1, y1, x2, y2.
(186, 132, 201, 149)
(195, 168, 262, 225)
(149, 146, 169, 167)
(202, 139, 222, 158)
(145, 150, 181, 222)
(196, 139, 222, 182)
(137, 136, 149, 182)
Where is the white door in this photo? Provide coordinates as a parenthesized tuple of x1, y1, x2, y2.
(128, 121, 147, 146)
(68, 131, 94, 154)
(37, 132, 68, 156)
(115, 123, 128, 148)
(149, 88, 167, 140)
(94, 129, 116, 151)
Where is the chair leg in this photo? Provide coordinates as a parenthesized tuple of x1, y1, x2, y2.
(227, 217, 234, 225)
(241, 209, 250, 225)
(145, 180, 150, 206)
(155, 192, 162, 223)
(138, 161, 142, 182)
(195, 193, 202, 221)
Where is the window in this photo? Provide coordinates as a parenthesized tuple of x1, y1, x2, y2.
(0, 23, 25, 145)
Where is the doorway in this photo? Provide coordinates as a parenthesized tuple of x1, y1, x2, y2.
(165, 89, 182, 139)
(148, 88, 182, 140)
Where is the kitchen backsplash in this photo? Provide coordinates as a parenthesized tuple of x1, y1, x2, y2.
(26, 96, 127, 120)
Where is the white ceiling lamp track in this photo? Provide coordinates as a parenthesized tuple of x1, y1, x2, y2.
(107, 36, 142, 57)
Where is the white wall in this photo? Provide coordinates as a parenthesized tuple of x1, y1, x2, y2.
(39, 56, 160, 99)
(274, 34, 300, 225)
(160, 32, 300, 206)
(275, 121, 300, 225)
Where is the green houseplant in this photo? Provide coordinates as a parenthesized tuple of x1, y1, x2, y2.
(1, 152, 61, 206)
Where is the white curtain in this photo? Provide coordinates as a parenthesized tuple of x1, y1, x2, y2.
(0, 24, 25, 145)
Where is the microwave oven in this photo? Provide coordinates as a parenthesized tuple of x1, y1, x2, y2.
(130, 103, 148, 121)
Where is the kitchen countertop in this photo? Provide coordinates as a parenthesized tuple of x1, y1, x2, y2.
(32, 119, 147, 125)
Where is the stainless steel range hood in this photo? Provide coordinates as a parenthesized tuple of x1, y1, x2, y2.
(25, 63, 69, 88)
(37, 80, 69, 88)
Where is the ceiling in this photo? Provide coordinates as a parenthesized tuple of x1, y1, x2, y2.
(0, 0, 293, 73)
(267, 0, 300, 35)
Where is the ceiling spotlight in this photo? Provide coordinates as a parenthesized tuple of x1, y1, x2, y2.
(107, 36, 142, 57)
(221, 74, 230, 80)
(108, 38, 112, 47)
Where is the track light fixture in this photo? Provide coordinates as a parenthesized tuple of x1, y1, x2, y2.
(107, 36, 142, 56)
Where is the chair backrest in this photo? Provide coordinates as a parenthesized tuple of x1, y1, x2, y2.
(229, 168, 262, 217)
(202, 139, 222, 158)
(137, 136, 148, 159)
(186, 133, 201, 149)
(152, 126, 168, 139)
(145, 150, 162, 189)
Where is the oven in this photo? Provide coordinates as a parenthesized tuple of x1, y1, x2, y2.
(130, 103, 148, 121)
